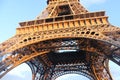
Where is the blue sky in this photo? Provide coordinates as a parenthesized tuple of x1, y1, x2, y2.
(0, 0, 120, 80)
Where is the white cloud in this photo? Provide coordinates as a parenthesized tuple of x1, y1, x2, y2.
(81, 0, 107, 7)
(1, 63, 32, 80)
(109, 61, 120, 80)
(56, 74, 89, 80)
(8, 63, 31, 78)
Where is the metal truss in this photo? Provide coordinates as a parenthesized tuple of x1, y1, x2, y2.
(0, 0, 120, 80)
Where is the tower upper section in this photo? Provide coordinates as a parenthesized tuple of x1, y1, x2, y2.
(17, 0, 107, 34)
(47, 0, 80, 4)
(37, 0, 88, 19)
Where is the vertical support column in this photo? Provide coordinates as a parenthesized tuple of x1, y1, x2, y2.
(41, 65, 55, 80)
(30, 64, 55, 80)
(28, 61, 46, 80)
(91, 55, 113, 80)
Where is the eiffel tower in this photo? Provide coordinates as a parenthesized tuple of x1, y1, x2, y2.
(0, 0, 120, 80)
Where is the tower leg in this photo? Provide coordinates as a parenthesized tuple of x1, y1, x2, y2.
(92, 55, 113, 80)
(32, 66, 54, 80)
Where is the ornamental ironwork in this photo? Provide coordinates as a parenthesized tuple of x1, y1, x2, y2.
(0, 0, 120, 80)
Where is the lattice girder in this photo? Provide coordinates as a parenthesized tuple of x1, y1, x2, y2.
(1, 24, 120, 57)
(0, 24, 120, 79)
(1, 24, 120, 53)
(0, 50, 49, 78)
(0, 0, 120, 80)
(0, 38, 119, 79)
(51, 64, 94, 80)
(37, 0, 87, 19)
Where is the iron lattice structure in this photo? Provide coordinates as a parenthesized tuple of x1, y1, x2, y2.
(0, 0, 120, 80)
